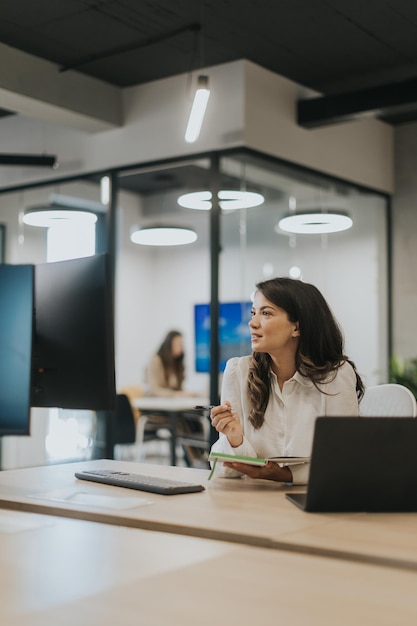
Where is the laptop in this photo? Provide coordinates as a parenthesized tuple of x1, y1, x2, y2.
(286, 417, 417, 512)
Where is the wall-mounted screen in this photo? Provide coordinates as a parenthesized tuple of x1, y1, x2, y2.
(194, 301, 252, 373)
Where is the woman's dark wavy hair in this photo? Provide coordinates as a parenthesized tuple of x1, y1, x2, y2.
(247, 277, 364, 428)
(157, 330, 185, 390)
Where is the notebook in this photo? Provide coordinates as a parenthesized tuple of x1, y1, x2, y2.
(208, 451, 310, 466)
(286, 417, 417, 513)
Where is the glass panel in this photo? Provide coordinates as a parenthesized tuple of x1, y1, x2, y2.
(114, 159, 212, 397)
(219, 152, 388, 386)
(0, 149, 389, 468)
(0, 178, 104, 467)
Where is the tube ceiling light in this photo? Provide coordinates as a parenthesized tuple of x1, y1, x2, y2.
(130, 226, 198, 246)
(185, 75, 210, 143)
(177, 190, 264, 210)
(277, 211, 352, 234)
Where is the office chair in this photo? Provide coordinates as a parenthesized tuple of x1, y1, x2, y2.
(360, 383, 417, 417)
(119, 384, 172, 441)
(120, 385, 210, 466)
(113, 393, 172, 462)
(112, 393, 140, 460)
(114, 388, 210, 466)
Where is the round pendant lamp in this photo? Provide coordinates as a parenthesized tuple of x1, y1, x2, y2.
(177, 190, 264, 211)
(277, 211, 352, 235)
(23, 206, 98, 227)
(130, 226, 197, 246)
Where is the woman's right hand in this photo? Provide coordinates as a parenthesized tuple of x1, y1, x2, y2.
(210, 401, 243, 448)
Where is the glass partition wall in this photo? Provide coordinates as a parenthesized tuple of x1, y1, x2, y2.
(0, 148, 389, 468)
(217, 152, 389, 391)
(0, 177, 106, 468)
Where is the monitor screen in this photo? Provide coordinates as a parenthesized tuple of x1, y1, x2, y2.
(32, 254, 116, 411)
(194, 301, 252, 373)
(0, 264, 33, 435)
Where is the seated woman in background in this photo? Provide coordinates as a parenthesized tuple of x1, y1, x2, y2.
(209, 277, 364, 485)
(147, 330, 207, 467)
(147, 330, 196, 397)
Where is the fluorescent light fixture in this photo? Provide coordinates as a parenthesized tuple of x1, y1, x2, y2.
(177, 190, 265, 210)
(130, 226, 197, 246)
(277, 211, 352, 234)
(185, 75, 210, 143)
(100, 176, 110, 205)
(23, 206, 98, 228)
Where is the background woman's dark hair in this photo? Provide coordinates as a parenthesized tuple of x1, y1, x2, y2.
(247, 277, 364, 428)
(157, 330, 185, 390)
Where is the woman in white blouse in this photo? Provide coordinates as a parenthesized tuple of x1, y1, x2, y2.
(210, 277, 364, 485)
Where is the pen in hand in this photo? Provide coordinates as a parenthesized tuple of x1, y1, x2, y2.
(193, 405, 215, 411)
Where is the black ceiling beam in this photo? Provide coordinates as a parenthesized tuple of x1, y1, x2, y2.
(0, 154, 57, 168)
(297, 77, 417, 128)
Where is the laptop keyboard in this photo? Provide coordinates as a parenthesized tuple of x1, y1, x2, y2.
(74, 469, 205, 495)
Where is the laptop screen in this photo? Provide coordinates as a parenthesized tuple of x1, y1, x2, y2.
(286, 417, 417, 512)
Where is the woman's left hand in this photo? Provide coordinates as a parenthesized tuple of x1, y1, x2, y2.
(223, 460, 293, 483)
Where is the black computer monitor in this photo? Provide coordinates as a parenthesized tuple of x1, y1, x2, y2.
(0, 264, 34, 435)
(32, 254, 116, 411)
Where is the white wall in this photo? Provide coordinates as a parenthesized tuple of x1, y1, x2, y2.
(0, 62, 246, 190)
(393, 122, 417, 359)
(0, 60, 393, 194)
(244, 62, 394, 193)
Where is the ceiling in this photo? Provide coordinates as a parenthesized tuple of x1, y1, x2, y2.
(0, 2, 394, 245)
(2, 0, 417, 126)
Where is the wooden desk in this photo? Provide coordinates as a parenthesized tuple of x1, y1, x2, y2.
(2, 459, 417, 572)
(2, 507, 417, 626)
(134, 396, 210, 465)
(134, 396, 210, 411)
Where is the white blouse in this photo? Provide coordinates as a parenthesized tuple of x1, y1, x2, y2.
(211, 356, 360, 484)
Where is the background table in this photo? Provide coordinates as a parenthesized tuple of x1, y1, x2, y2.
(2, 459, 417, 572)
(133, 396, 211, 465)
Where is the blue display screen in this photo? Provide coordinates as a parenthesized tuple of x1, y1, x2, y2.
(194, 301, 252, 373)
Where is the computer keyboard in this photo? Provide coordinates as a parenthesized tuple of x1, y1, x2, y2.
(74, 469, 205, 495)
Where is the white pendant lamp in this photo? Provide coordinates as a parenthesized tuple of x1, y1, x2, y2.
(177, 190, 264, 211)
(130, 226, 197, 246)
(23, 195, 105, 228)
(23, 205, 98, 227)
(277, 210, 352, 234)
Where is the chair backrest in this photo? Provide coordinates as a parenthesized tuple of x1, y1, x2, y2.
(360, 383, 417, 417)
(114, 393, 137, 444)
(119, 385, 143, 422)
